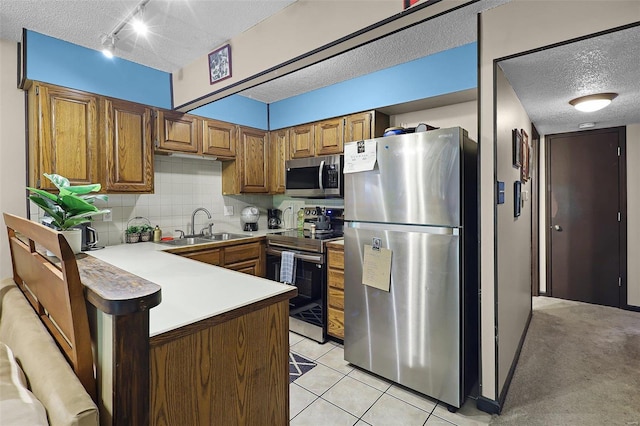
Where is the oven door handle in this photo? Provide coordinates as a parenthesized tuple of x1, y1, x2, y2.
(266, 247, 324, 264)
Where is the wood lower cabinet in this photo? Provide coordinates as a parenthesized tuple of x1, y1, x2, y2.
(103, 99, 154, 192)
(28, 83, 99, 189)
(315, 117, 344, 155)
(177, 239, 265, 277)
(326, 241, 345, 340)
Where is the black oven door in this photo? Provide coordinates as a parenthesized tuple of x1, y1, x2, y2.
(266, 248, 326, 342)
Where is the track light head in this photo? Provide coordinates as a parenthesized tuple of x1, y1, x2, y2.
(101, 35, 116, 58)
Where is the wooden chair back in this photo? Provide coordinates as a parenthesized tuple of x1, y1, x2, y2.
(3, 213, 96, 401)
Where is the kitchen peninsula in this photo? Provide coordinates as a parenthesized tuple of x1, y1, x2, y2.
(79, 238, 296, 425)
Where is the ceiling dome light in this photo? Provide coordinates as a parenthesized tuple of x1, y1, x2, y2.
(569, 93, 618, 112)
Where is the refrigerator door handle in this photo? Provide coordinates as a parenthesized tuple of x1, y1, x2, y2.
(346, 221, 459, 235)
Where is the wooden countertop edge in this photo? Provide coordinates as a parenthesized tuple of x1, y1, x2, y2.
(77, 253, 162, 315)
(149, 286, 297, 346)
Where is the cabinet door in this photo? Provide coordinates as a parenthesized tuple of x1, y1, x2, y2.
(156, 110, 199, 153)
(238, 127, 269, 193)
(202, 119, 236, 158)
(344, 112, 372, 143)
(225, 259, 260, 276)
(289, 124, 315, 158)
(36, 84, 99, 189)
(315, 118, 344, 155)
(269, 129, 289, 194)
(104, 99, 154, 192)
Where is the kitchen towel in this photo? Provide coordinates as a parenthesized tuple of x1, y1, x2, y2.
(280, 251, 297, 285)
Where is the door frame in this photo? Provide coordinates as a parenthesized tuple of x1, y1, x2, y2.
(544, 126, 627, 307)
(531, 124, 540, 297)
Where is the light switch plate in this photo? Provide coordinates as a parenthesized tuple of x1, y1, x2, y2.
(224, 205, 234, 216)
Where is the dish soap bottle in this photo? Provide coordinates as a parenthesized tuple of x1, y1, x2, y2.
(297, 209, 305, 230)
(153, 225, 162, 242)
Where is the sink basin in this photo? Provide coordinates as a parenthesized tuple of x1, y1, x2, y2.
(160, 237, 212, 246)
(203, 232, 247, 241)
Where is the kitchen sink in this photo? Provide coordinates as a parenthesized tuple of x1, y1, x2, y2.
(160, 237, 213, 246)
(160, 233, 247, 246)
(203, 232, 247, 241)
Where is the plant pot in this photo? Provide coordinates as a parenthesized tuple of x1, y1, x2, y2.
(140, 231, 152, 242)
(126, 232, 141, 244)
(61, 229, 83, 254)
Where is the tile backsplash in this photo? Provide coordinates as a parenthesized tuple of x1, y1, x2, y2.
(30, 156, 274, 246)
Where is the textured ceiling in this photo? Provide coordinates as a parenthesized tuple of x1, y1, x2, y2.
(240, 0, 512, 103)
(0, 0, 297, 73)
(499, 25, 640, 135)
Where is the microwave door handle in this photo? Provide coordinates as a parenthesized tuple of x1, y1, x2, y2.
(318, 160, 325, 190)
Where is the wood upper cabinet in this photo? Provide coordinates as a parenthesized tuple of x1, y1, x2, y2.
(289, 124, 315, 158)
(202, 118, 237, 159)
(155, 110, 199, 153)
(222, 126, 268, 194)
(239, 127, 269, 193)
(344, 111, 390, 142)
(103, 99, 154, 192)
(29, 83, 99, 189)
(315, 117, 344, 155)
(269, 129, 289, 194)
(345, 112, 372, 142)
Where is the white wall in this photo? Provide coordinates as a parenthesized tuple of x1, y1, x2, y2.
(479, 0, 640, 403)
(495, 66, 532, 393)
(390, 100, 477, 142)
(624, 123, 640, 306)
(30, 156, 275, 246)
(0, 39, 26, 279)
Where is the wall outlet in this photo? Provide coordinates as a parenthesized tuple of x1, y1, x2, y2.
(103, 210, 112, 222)
(224, 205, 234, 216)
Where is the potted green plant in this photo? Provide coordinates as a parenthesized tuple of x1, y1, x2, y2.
(125, 225, 141, 243)
(27, 173, 109, 253)
(139, 224, 154, 242)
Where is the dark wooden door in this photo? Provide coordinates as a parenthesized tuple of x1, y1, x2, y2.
(547, 127, 625, 307)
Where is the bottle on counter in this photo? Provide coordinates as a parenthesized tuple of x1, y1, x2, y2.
(297, 209, 305, 231)
(153, 225, 162, 242)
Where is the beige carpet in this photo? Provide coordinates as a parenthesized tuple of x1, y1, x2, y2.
(491, 297, 640, 426)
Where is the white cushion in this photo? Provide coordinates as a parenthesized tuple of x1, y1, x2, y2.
(0, 342, 48, 425)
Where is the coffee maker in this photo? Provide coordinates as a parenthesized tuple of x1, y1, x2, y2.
(267, 208, 282, 229)
(76, 222, 103, 251)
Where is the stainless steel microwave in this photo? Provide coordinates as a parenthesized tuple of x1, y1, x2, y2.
(285, 154, 343, 198)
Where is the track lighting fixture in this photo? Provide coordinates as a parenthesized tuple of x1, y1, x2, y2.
(100, 0, 151, 58)
(569, 93, 618, 112)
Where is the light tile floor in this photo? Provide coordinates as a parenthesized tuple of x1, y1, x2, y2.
(289, 332, 492, 426)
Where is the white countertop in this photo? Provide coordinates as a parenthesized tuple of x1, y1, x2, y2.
(87, 240, 294, 337)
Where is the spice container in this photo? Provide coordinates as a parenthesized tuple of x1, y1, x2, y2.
(153, 225, 162, 242)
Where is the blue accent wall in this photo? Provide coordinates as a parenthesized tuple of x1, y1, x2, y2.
(269, 43, 477, 130)
(26, 30, 171, 108)
(191, 95, 268, 130)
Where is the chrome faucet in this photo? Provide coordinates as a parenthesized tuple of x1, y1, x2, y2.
(191, 207, 212, 236)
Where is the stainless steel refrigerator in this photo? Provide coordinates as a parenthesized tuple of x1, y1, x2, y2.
(343, 127, 478, 410)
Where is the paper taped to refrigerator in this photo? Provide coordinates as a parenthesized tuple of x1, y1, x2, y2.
(362, 244, 392, 292)
(344, 140, 377, 173)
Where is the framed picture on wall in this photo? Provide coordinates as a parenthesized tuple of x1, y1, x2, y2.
(208, 44, 232, 85)
(512, 129, 522, 168)
(521, 129, 530, 182)
(514, 180, 522, 217)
